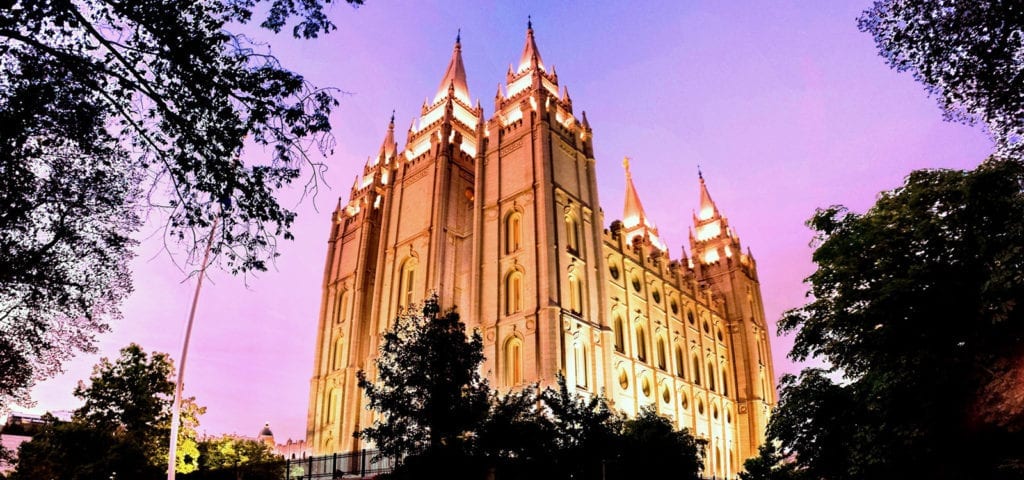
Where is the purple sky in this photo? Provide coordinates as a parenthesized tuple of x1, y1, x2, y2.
(23, 1, 994, 442)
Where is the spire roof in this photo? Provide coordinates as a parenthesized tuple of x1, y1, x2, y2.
(375, 111, 397, 164)
(621, 156, 666, 251)
(433, 32, 471, 105)
(517, 18, 545, 73)
(697, 170, 720, 221)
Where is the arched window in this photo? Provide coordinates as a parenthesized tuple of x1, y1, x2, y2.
(505, 212, 522, 254)
(635, 324, 648, 362)
(566, 215, 580, 254)
(332, 337, 345, 370)
(721, 366, 730, 397)
(568, 275, 583, 314)
(707, 361, 716, 392)
(656, 337, 667, 370)
(574, 343, 588, 388)
(506, 271, 523, 316)
(336, 290, 349, 324)
(327, 388, 341, 424)
(675, 345, 685, 379)
(692, 355, 702, 385)
(505, 337, 523, 386)
(613, 315, 626, 354)
(398, 260, 416, 311)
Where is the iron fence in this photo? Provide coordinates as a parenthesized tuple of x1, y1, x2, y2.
(284, 449, 396, 479)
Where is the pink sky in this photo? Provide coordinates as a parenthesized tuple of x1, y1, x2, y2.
(24, 1, 994, 442)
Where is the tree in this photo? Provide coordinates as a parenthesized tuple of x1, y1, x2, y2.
(740, 441, 801, 480)
(0, 0, 363, 411)
(540, 375, 623, 480)
(191, 436, 283, 480)
(9, 344, 205, 479)
(615, 406, 705, 480)
(858, 1, 1024, 155)
(357, 295, 490, 467)
(474, 385, 558, 476)
(775, 159, 1024, 478)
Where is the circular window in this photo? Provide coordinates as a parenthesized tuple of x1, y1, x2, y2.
(717, 329, 724, 342)
(713, 405, 719, 420)
(670, 299, 679, 315)
(687, 311, 695, 325)
(618, 369, 629, 390)
(661, 386, 671, 404)
(609, 264, 620, 280)
(641, 376, 652, 397)
(652, 290, 661, 304)
(631, 276, 642, 292)
(698, 399, 705, 415)
(680, 393, 689, 410)
(727, 411, 732, 424)
(703, 320, 710, 334)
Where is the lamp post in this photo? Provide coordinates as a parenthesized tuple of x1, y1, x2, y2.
(167, 215, 219, 480)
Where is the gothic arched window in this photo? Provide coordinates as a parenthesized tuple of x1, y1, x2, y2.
(398, 259, 416, 311)
(707, 361, 716, 392)
(566, 215, 580, 254)
(568, 275, 583, 315)
(613, 315, 626, 354)
(332, 337, 344, 370)
(574, 343, 588, 388)
(506, 270, 523, 316)
(675, 346, 686, 379)
(505, 212, 522, 254)
(656, 336, 667, 371)
(336, 289, 349, 324)
(635, 324, 648, 362)
(721, 366, 730, 397)
(505, 337, 523, 386)
(692, 354, 702, 385)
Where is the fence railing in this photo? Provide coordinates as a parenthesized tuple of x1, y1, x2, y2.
(284, 449, 396, 479)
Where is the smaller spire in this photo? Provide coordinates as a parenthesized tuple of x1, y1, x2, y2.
(517, 17, 545, 73)
(697, 171, 720, 221)
(433, 33, 470, 105)
(621, 156, 666, 252)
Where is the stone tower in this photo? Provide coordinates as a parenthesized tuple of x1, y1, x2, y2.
(307, 23, 777, 478)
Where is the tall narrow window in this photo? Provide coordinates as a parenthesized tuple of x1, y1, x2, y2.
(398, 260, 416, 311)
(506, 213, 522, 254)
(675, 346, 685, 378)
(635, 324, 648, 362)
(332, 338, 345, 370)
(656, 337, 667, 370)
(721, 366, 730, 397)
(336, 290, 349, 324)
(613, 316, 625, 353)
(566, 215, 580, 254)
(575, 343, 588, 388)
(505, 337, 523, 386)
(327, 388, 341, 424)
(506, 271, 523, 315)
(692, 355, 702, 385)
(707, 361, 716, 392)
(569, 276, 582, 314)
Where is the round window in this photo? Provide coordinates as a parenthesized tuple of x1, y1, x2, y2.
(661, 386, 671, 404)
(713, 405, 719, 420)
(670, 299, 679, 315)
(609, 264, 620, 280)
(698, 399, 705, 415)
(652, 289, 661, 304)
(703, 320, 710, 334)
(680, 393, 689, 410)
(618, 369, 629, 390)
(727, 411, 732, 424)
(717, 329, 724, 342)
(631, 276, 642, 292)
(641, 377, 652, 397)
(687, 311, 695, 325)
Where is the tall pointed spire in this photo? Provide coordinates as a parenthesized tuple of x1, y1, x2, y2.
(375, 111, 397, 165)
(517, 17, 545, 73)
(697, 170, 720, 221)
(433, 31, 470, 105)
(621, 156, 666, 251)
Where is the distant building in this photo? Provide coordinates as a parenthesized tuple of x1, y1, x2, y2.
(307, 23, 777, 478)
(0, 410, 73, 474)
(254, 422, 310, 459)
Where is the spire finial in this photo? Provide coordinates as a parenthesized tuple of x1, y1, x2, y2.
(456, 28, 461, 45)
(698, 164, 703, 180)
(390, 109, 395, 125)
(528, 15, 532, 30)
(623, 156, 631, 174)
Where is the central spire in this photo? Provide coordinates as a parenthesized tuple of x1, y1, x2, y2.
(698, 173, 720, 221)
(434, 31, 471, 105)
(517, 17, 545, 73)
(621, 157, 666, 252)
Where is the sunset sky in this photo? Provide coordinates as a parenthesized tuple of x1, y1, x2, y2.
(23, 1, 994, 442)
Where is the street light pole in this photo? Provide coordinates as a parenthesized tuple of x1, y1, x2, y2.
(168, 216, 219, 480)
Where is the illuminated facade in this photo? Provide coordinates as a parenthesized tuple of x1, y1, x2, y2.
(307, 24, 777, 477)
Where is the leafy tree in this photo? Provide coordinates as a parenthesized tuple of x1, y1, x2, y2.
(740, 441, 801, 480)
(615, 406, 705, 480)
(190, 436, 283, 480)
(357, 295, 490, 465)
(9, 344, 204, 479)
(858, 1, 1024, 155)
(540, 375, 623, 480)
(0, 0, 363, 410)
(474, 385, 558, 474)
(775, 159, 1024, 478)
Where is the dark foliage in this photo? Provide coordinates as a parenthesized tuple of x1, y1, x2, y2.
(774, 159, 1024, 478)
(0, 0, 362, 410)
(859, 1, 1024, 154)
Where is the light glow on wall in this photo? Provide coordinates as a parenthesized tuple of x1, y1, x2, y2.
(704, 249, 720, 264)
(507, 74, 532, 98)
(503, 107, 523, 126)
(696, 221, 721, 241)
